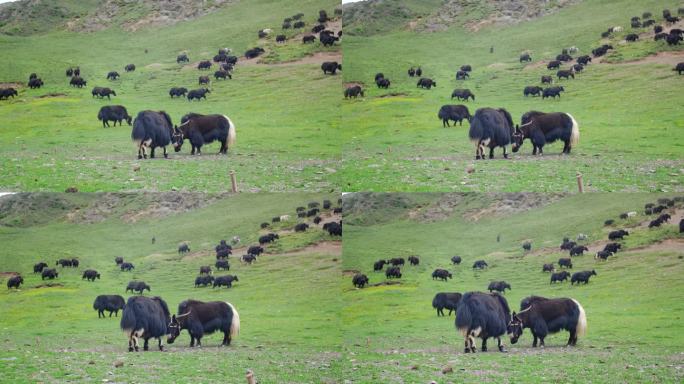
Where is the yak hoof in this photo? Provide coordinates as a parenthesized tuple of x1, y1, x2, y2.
(128, 347, 134, 352)
(464, 348, 471, 353)
(503, 154, 509, 159)
(163, 153, 168, 159)
(481, 346, 487, 352)
(499, 346, 507, 353)
(475, 156, 481, 160)
(137, 155, 143, 160)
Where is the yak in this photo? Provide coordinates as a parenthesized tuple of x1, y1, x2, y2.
(126, 281, 151, 294)
(674, 62, 684, 75)
(508, 296, 587, 347)
(28, 78, 44, 89)
(571, 270, 597, 285)
(608, 229, 629, 240)
(167, 300, 240, 347)
(214, 70, 231, 80)
(550, 271, 570, 283)
(385, 266, 401, 279)
(468, 107, 515, 160)
(376, 78, 390, 88)
(373, 260, 387, 271)
(82, 269, 101, 281)
(131, 110, 174, 159)
(512, 111, 580, 155)
(121, 262, 134, 271)
(389, 257, 405, 266)
(352, 273, 369, 288)
(557, 70, 574, 80)
(178, 243, 190, 254)
(187, 88, 210, 101)
(473, 260, 488, 269)
(547, 60, 561, 69)
(303, 35, 316, 43)
(570, 245, 589, 256)
(98, 105, 132, 128)
(432, 292, 462, 316)
(558, 258, 573, 269)
(417, 78, 436, 89)
(321, 61, 341, 74)
(92, 87, 117, 99)
(33, 262, 48, 273)
(576, 55, 592, 65)
(438, 105, 471, 127)
(408, 256, 420, 266)
(542, 263, 555, 272)
(451, 256, 462, 265)
(522, 242, 532, 251)
(213, 275, 238, 288)
(42, 268, 58, 280)
(488, 281, 511, 294)
(295, 223, 309, 232)
(520, 53, 532, 62)
(542, 86, 565, 99)
(107, 71, 120, 80)
(197, 61, 212, 70)
(456, 292, 511, 353)
(169, 87, 188, 98)
(451, 88, 475, 101)
(194, 275, 214, 287)
(456, 70, 469, 80)
(177, 54, 189, 63)
(93, 295, 125, 318)
(215, 260, 230, 271)
(70, 76, 87, 88)
(0, 87, 18, 99)
(432, 269, 452, 281)
(124, 64, 136, 72)
(344, 85, 363, 98)
(120, 296, 170, 351)
(7, 275, 23, 289)
(172, 113, 236, 155)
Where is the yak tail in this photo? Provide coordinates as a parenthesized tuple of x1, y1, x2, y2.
(567, 113, 579, 147)
(131, 118, 145, 142)
(120, 301, 136, 333)
(572, 299, 587, 338)
(455, 294, 473, 337)
(223, 115, 236, 147)
(227, 302, 240, 338)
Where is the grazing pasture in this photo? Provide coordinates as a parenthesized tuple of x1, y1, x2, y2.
(340, 0, 684, 192)
(0, 0, 341, 192)
(342, 192, 684, 382)
(0, 192, 342, 382)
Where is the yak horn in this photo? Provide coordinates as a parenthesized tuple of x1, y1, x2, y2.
(176, 310, 192, 318)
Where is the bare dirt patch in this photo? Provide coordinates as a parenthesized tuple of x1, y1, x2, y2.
(601, 50, 684, 67)
(239, 51, 341, 67)
(369, 281, 402, 287)
(378, 92, 409, 98)
(35, 283, 64, 288)
(464, 193, 566, 222)
(343, 269, 361, 276)
(0, 272, 20, 278)
(276, 241, 341, 257)
(624, 238, 684, 254)
(145, 63, 164, 69)
(37, 93, 67, 98)
(0, 82, 22, 89)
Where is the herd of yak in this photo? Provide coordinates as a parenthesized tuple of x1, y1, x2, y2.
(351, 196, 683, 352)
(343, 6, 683, 160)
(6, 198, 342, 352)
(0, 8, 341, 160)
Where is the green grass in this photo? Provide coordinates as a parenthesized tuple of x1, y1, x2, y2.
(341, 192, 684, 383)
(0, 0, 341, 193)
(339, 0, 684, 192)
(0, 192, 342, 383)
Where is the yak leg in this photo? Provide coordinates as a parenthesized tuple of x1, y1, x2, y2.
(223, 331, 230, 346)
(481, 337, 488, 352)
(162, 146, 168, 159)
(150, 146, 156, 158)
(442, 119, 448, 128)
(539, 336, 546, 348)
(567, 331, 577, 346)
(532, 334, 538, 347)
(489, 147, 495, 159)
(502, 146, 508, 159)
(219, 140, 227, 154)
(497, 337, 506, 352)
(563, 140, 571, 154)
(143, 338, 149, 351)
(158, 338, 164, 351)
(189, 335, 195, 347)
(464, 337, 471, 353)
(191, 145, 196, 155)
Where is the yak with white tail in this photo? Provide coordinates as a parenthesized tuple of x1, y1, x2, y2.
(172, 113, 236, 155)
(166, 299, 240, 347)
(507, 295, 587, 347)
(512, 111, 579, 155)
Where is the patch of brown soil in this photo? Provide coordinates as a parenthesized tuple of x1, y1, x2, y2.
(0, 272, 20, 278)
(276, 241, 341, 257)
(0, 82, 22, 88)
(37, 93, 67, 98)
(35, 283, 64, 288)
(369, 281, 402, 287)
(463, 193, 566, 222)
(239, 51, 341, 67)
(378, 92, 409, 98)
(601, 51, 684, 67)
(343, 269, 360, 276)
(625, 238, 684, 254)
(145, 63, 164, 69)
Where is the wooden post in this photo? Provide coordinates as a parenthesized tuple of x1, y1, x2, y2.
(576, 172, 584, 193)
(246, 370, 256, 384)
(229, 170, 238, 193)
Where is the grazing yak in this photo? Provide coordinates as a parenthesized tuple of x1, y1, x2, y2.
(556, 53, 573, 62)
(468, 108, 515, 160)
(194, 275, 214, 287)
(438, 105, 471, 127)
(344, 85, 364, 99)
(213, 275, 238, 288)
(569, 245, 589, 256)
(451, 256, 462, 265)
(214, 70, 231, 80)
(557, 70, 574, 80)
(197, 61, 212, 70)
(7, 275, 23, 289)
(91, 87, 117, 99)
(542, 263, 555, 272)
(608, 229, 629, 240)
(259, 233, 279, 245)
(408, 256, 420, 265)
(625, 33, 639, 42)
(28, 78, 44, 89)
(373, 259, 387, 271)
(120, 262, 134, 271)
(177, 54, 189, 63)
(451, 88, 475, 101)
(276, 34, 286, 43)
(541, 75, 553, 84)
(388, 257, 405, 266)
(93, 295, 125, 318)
(241, 254, 257, 264)
(320, 33, 339, 46)
(0, 87, 18, 99)
(107, 71, 120, 80)
(385, 266, 402, 279)
(523, 86, 543, 97)
(178, 243, 190, 254)
(131, 110, 174, 159)
(488, 281, 511, 294)
(456, 292, 511, 353)
(121, 296, 170, 351)
(246, 245, 263, 256)
(56, 258, 73, 267)
(187, 88, 210, 101)
(512, 111, 580, 155)
(432, 292, 462, 316)
(576, 55, 592, 65)
(321, 61, 342, 75)
(172, 113, 236, 155)
(432, 269, 452, 281)
(215, 260, 230, 271)
(558, 258, 573, 269)
(603, 242, 622, 254)
(456, 70, 470, 80)
(42, 268, 59, 280)
(169, 87, 188, 98)
(522, 242, 532, 251)
(542, 86, 565, 99)
(70, 76, 87, 88)
(674, 62, 684, 75)
(98, 105, 132, 128)
(473, 260, 488, 269)
(294, 223, 309, 232)
(167, 300, 240, 347)
(352, 273, 369, 288)
(199, 76, 210, 85)
(571, 270, 597, 285)
(82, 269, 101, 281)
(199, 266, 212, 275)
(550, 271, 571, 283)
(303, 35, 316, 43)
(376, 78, 390, 88)
(33, 262, 48, 273)
(547, 60, 561, 69)
(417, 78, 436, 89)
(508, 296, 587, 347)
(126, 281, 151, 294)
(124, 64, 136, 72)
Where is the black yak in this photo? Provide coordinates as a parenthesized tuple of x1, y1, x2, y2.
(28, 78, 44, 89)
(194, 275, 214, 287)
(321, 62, 341, 74)
(550, 271, 570, 283)
(120, 262, 134, 271)
(98, 105, 132, 128)
(33, 262, 48, 273)
(558, 258, 573, 269)
(197, 60, 212, 70)
(523, 86, 543, 97)
(569, 245, 589, 256)
(199, 266, 212, 275)
(542, 263, 554, 272)
(455, 70, 469, 80)
(42, 268, 58, 280)
(488, 281, 511, 293)
(178, 243, 190, 254)
(93, 295, 126, 318)
(120, 296, 170, 351)
(385, 266, 401, 278)
(7, 275, 23, 289)
(520, 53, 532, 62)
(473, 260, 488, 269)
(214, 70, 231, 80)
(674, 62, 684, 75)
(542, 86, 565, 99)
(438, 105, 471, 127)
(541, 75, 553, 84)
(432, 269, 452, 281)
(512, 111, 580, 155)
(432, 292, 462, 316)
(547, 60, 561, 69)
(571, 270, 597, 285)
(376, 78, 390, 88)
(451, 256, 462, 265)
(576, 55, 592, 65)
(294, 223, 309, 232)
(451, 88, 475, 101)
(456, 292, 511, 353)
(344, 85, 364, 98)
(126, 281, 151, 294)
(0, 87, 18, 99)
(131, 110, 174, 159)
(608, 230, 629, 240)
(169, 87, 188, 98)
(70, 76, 87, 88)
(107, 71, 120, 80)
(167, 300, 240, 347)
(215, 260, 230, 271)
(172, 113, 236, 155)
(468, 108, 515, 160)
(213, 275, 238, 288)
(508, 296, 587, 347)
(177, 54, 189, 63)
(352, 273, 369, 288)
(373, 260, 387, 271)
(557, 70, 574, 80)
(408, 256, 420, 265)
(522, 242, 532, 251)
(187, 88, 210, 101)
(389, 257, 405, 266)
(417, 78, 436, 89)
(82, 269, 101, 281)
(124, 64, 136, 72)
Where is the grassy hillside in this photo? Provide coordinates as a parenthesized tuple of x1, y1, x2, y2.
(0, 0, 341, 193)
(341, 192, 684, 383)
(339, 0, 684, 192)
(0, 192, 342, 382)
